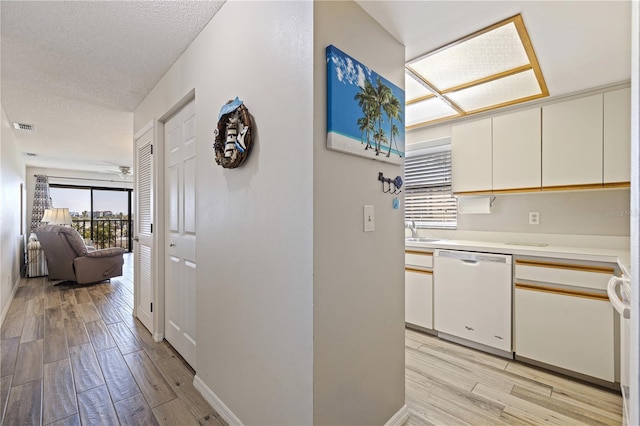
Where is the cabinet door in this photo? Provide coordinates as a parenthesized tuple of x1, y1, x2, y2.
(515, 287, 614, 381)
(405, 269, 433, 329)
(493, 108, 541, 191)
(604, 87, 631, 184)
(451, 118, 492, 193)
(542, 94, 603, 187)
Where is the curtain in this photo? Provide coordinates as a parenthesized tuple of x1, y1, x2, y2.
(30, 174, 53, 232)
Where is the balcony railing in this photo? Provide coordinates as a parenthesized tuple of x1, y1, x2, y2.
(72, 219, 132, 252)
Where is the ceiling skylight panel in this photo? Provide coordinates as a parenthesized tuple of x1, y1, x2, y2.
(408, 22, 530, 91)
(446, 69, 542, 112)
(406, 97, 459, 127)
(403, 14, 548, 128)
(405, 72, 433, 101)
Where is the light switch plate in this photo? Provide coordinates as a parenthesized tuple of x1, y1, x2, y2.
(364, 205, 375, 232)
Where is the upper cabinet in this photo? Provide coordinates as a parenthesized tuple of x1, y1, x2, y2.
(493, 108, 541, 191)
(451, 88, 630, 195)
(542, 94, 603, 188)
(451, 118, 492, 193)
(604, 87, 631, 185)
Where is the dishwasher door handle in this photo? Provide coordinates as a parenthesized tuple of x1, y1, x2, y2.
(461, 259, 479, 265)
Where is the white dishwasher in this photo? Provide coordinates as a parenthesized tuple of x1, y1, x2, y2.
(434, 250, 512, 354)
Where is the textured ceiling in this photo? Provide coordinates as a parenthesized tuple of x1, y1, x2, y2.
(1, 0, 225, 174)
(357, 1, 631, 99)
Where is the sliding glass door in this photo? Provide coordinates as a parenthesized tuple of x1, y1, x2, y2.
(49, 185, 133, 252)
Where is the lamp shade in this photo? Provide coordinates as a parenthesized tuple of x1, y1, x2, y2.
(41, 209, 53, 223)
(46, 208, 72, 226)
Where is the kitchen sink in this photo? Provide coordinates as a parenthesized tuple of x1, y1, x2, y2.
(405, 237, 442, 243)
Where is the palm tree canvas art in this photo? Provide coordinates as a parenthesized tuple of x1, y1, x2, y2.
(326, 45, 405, 165)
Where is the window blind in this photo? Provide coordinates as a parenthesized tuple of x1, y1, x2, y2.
(405, 148, 457, 228)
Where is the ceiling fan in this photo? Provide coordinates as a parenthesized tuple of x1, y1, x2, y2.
(117, 166, 133, 180)
(102, 165, 133, 180)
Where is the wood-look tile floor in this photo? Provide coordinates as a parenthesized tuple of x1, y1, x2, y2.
(0, 254, 225, 426)
(404, 328, 623, 426)
(0, 253, 624, 425)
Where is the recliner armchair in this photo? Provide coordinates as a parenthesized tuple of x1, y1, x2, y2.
(35, 224, 125, 284)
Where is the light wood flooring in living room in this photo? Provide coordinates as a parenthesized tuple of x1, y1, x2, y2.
(0, 254, 225, 426)
(1, 253, 623, 425)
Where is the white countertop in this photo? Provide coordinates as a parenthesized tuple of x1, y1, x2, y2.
(406, 238, 631, 277)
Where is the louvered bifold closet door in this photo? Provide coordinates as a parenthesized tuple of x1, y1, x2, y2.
(135, 128, 154, 332)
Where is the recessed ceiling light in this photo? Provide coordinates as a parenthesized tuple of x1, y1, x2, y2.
(13, 122, 35, 131)
(405, 14, 548, 128)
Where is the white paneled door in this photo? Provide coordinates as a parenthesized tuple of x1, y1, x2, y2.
(164, 99, 197, 368)
(134, 126, 154, 332)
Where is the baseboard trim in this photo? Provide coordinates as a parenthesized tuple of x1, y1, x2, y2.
(153, 332, 164, 343)
(385, 404, 410, 426)
(0, 277, 21, 327)
(193, 375, 243, 426)
(192, 374, 407, 426)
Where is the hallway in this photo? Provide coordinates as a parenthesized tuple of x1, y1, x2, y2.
(0, 254, 224, 425)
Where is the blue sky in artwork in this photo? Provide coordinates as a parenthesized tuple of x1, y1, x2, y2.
(326, 45, 405, 151)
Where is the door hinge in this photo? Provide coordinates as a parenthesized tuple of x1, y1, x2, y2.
(151, 144, 154, 154)
(150, 302, 153, 313)
(150, 223, 153, 233)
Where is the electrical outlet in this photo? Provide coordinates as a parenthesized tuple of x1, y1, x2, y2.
(529, 211, 540, 225)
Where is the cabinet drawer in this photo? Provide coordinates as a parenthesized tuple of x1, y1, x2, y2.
(515, 286, 614, 382)
(405, 269, 433, 329)
(515, 259, 614, 291)
(405, 250, 433, 269)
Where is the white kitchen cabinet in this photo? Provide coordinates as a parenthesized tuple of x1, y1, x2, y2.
(405, 268, 433, 330)
(492, 108, 541, 191)
(542, 94, 603, 188)
(515, 259, 614, 292)
(604, 87, 631, 184)
(514, 256, 617, 382)
(405, 250, 433, 269)
(451, 118, 492, 193)
(515, 287, 614, 382)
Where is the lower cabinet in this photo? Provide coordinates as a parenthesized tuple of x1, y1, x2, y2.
(405, 268, 433, 330)
(515, 286, 615, 382)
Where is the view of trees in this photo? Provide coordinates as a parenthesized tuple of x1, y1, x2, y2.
(354, 76, 403, 158)
(72, 216, 130, 250)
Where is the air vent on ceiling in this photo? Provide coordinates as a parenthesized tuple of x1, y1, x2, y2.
(12, 122, 35, 131)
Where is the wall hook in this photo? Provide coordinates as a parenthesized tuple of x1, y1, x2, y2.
(378, 172, 402, 195)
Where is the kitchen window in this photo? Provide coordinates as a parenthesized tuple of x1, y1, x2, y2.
(405, 141, 457, 228)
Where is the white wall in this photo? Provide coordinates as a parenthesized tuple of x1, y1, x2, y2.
(456, 189, 630, 236)
(629, 2, 639, 424)
(1, 106, 26, 321)
(313, 2, 406, 424)
(134, 2, 314, 424)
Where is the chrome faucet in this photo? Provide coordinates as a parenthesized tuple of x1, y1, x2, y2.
(405, 220, 418, 238)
